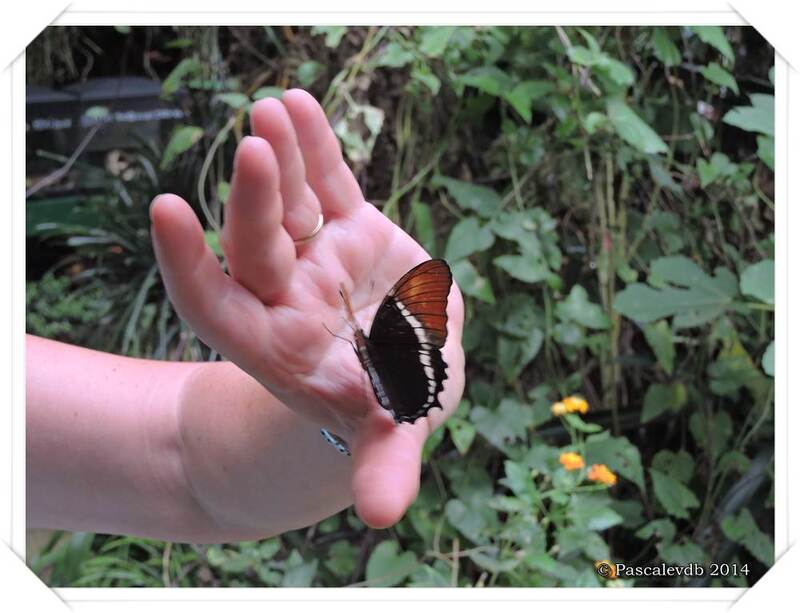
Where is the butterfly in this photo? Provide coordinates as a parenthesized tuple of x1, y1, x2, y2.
(341, 259, 452, 425)
(320, 259, 452, 455)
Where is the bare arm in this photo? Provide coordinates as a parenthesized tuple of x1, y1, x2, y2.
(26, 334, 353, 543)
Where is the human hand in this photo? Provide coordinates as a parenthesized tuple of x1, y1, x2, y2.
(150, 89, 465, 529)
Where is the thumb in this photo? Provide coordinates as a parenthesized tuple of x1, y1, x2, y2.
(350, 410, 429, 529)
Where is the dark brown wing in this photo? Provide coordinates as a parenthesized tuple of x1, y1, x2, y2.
(364, 259, 452, 424)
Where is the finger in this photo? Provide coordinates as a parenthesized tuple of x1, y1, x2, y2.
(150, 194, 272, 366)
(350, 410, 428, 529)
(222, 136, 296, 304)
(250, 97, 323, 243)
(282, 88, 364, 218)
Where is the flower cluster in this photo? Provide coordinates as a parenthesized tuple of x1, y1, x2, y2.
(558, 452, 618, 486)
(558, 452, 585, 470)
(587, 463, 618, 486)
(551, 395, 589, 416)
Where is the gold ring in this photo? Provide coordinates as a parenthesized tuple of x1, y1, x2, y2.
(294, 212, 324, 245)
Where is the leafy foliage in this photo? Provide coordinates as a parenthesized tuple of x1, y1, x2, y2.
(27, 24, 774, 588)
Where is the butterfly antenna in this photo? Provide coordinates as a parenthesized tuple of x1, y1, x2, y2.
(322, 321, 357, 353)
(339, 283, 361, 333)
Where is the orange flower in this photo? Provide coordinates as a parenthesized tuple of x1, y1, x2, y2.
(559, 452, 585, 471)
(587, 464, 618, 486)
(551, 401, 568, 416)
(562, 395, 589, 414)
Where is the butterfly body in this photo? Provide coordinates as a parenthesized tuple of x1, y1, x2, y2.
(342, 259, 452, 425)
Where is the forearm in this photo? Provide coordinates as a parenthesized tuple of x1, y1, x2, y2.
(26, 335, 353, 543)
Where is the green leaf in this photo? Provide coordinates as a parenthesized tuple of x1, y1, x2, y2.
(252, 86, 284, 100)
(421, 425, 445, 461)
(334, 102, 385, 164)
(648, 159, 683, 194)
(411, 68, 441, 95)
(557, 526, 610, 561)
(326, 541, 359, 579)
(411, 200, 436, 256)
(524, 552, 579, 583)
(214, 92, 250, 109)
(721, 509, 773, 566)
(488, 293, 544, 338)
(452, 259, 495, 304)
(723, 94, 774, 136)
(365, 541, 417, 587)
(459, 66, 514, 97)
(651, 27, 681, 67)
(740, 259, 774, 304)
(281, 550, 318, 587)
(497, 330, 544, 382)
(707, 342, 767, 397)
(160, 125, 203, 169)
(614, 256, 737, 328)
(643, 320, 675, 374)
(569, 492, 624, 531)
(660, 539, 706, 566)
(699, 62, 739, 94)
(419, 26, 455, 57)
(757, 135, 775, 170)
(471, 400, 529, 451)
(689, 410, 732, 460)
(468, 549, 522, 575)
(297, 61, 325, 87)
(599, 58, 635, 86)
(606, 97, 668, 154)
(377, 42, 414, 68)
(567, 45, 634, 86)
(636, 518, 676, 544)
(583, 111, 608, 135)
(431, 175, 502, 218)
(503, 80, 554, 123)
(611, 499, 645, 529)
(556, 285, 610, 330)
(566, 45, 594, 66)
(161, 57, 202, 97)
(641, 382, 687, 423)
(691, 26, 735, 62)
(444, 216, 495, 261)
(493, 253, 551, 284)
(501, 460, 539, 503)
(563, 413, 602, 433)
(489, 208, 558, 249)
(652, 450, 695, 483)
(762, 340, 775, 377)
(697, 152, 737, 188)
(445, 498, 489, 544)
(310, 25, 346, 48)
(408, 561, 451, 587)
(585, 433, 645, 491)
(446, 415, 477, 455)
(650, 468, 700, 519)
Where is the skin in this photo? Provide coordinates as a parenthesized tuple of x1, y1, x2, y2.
(27, 89, 465, 543)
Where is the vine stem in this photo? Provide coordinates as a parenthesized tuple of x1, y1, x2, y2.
(197, 114, 236, 233)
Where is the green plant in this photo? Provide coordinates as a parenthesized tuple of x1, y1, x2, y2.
(27, 25, 774, 588)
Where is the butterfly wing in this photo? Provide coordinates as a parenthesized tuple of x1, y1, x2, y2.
(364, 259, 452, 424)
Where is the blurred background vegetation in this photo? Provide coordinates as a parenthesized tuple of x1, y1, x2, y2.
(26, 25, 774, 587)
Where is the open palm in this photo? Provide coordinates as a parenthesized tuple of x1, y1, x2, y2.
(150, 89, 465, 528)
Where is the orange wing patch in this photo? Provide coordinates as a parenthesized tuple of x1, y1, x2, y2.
(389, 260, 451, 347)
